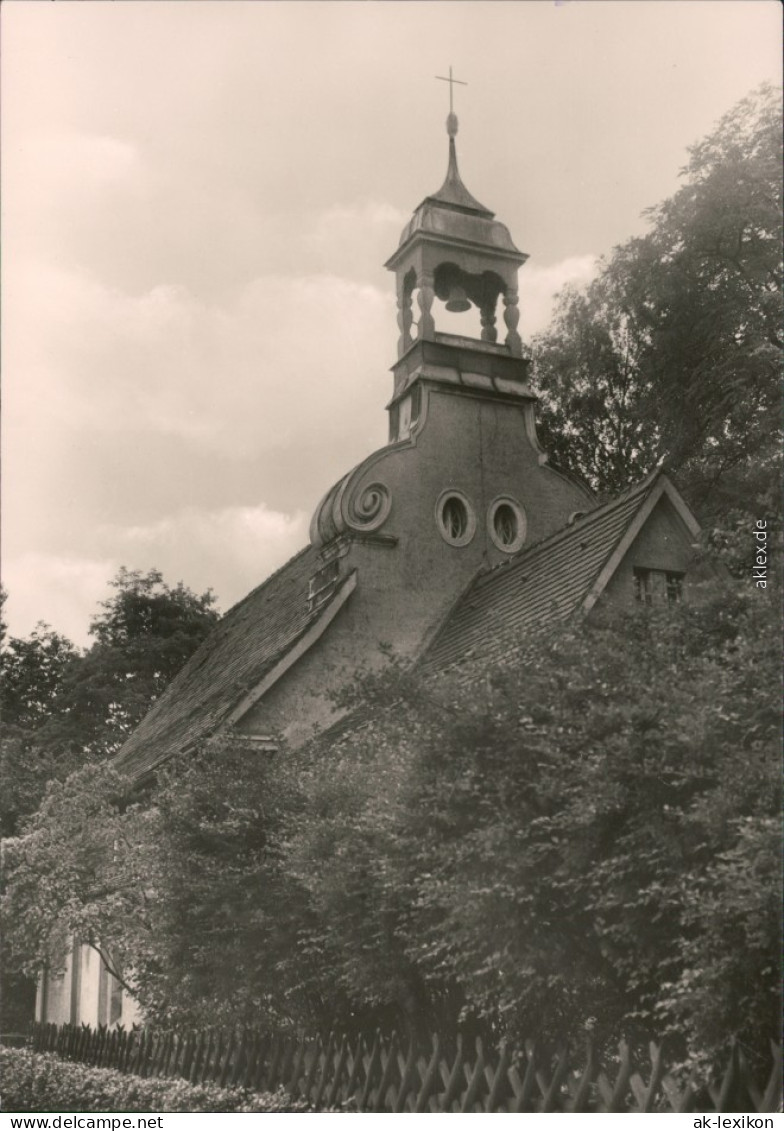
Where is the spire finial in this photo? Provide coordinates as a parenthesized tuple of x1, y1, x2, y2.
(435, 66, 467, 137)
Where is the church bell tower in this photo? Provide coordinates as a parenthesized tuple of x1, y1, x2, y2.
(384, 72, 531, 442)
(310, 72, 593, 652)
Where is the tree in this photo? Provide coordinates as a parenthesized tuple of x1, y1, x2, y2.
(1, 763, 150, 999)
(532, 269, 659, 496)
(532, 84, 782, 570)
(46, 567, 219, 761)
(0, 568, 218, 1031)
(288, 584, 780, 1063)
(1, 738, 314, 1032)
(4, 583, 778, 1064)
(1, 625, 81, 839)
(0, 569, 218, 838)
(136, 737, 312, 1029)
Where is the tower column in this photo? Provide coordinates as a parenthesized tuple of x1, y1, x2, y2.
(417, 272, 436, 341)
(397, 276, 414, 356)
(480, 300, 498, 343)
(503, 288, 523, 357)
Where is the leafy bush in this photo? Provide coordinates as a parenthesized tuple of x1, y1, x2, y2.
(0, 1047, 315, 1113)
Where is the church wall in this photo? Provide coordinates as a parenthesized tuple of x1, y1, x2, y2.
(36, 956, 72, 1026)
(240, 385, 594, 746)
(76, 945, 100, 1026)
(36, 942, 144, 1029)
(237, 581, 403, 746)
(372, 385, 593, 574)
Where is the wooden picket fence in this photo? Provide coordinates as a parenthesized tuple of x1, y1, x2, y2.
(31, 1021, 782, 1113)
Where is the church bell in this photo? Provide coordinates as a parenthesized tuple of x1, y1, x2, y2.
(445, 284, 471, 313)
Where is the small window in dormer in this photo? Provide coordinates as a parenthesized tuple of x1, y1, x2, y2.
(634, 567, 652, 605)
(307, 559, 340, 611)
(666, 572, 684, 604)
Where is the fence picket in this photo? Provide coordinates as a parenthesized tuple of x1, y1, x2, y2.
(440, 1039, 466, 1112)
(460, 1038, 485, 1113)
(312, 1032, 335, 1110)
(392, 1038, 418, 1113)
(509, 1044, 538, 1112)
(324, 1034, 348, 1109)
(762, 1041, 783, 1113)
(218, 1029, 236, 1089)
(414, 1036, 441, 1113)
(604, 1039, 632, 1113)
(341, 1033, 364, 1106)
(287, 1033, 308, 1098)
(266, 1033, 285, 1092)
(566, 1039, 596, 1113)
(300, 1039, 322, 1104)
(661, 1070, 694, 1113)
(710, 1039, 739, 1112)
(639, 1041, 664, 1113)
(485, 1040, 511, 1112)
(359, 1030, 382, 1111)
(373, 1033, 399, 1112)
(121, 1030, 136, 1074)
(250, 1033, 271, 1093)
(188, 1031, 206, 1084)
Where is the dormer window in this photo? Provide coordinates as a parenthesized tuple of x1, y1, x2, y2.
(308, 559, 340, 611)
(634, 568, 684, 606)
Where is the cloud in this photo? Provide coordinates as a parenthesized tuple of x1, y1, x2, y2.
(519, 255, 599, 338)
(5, 258, 392, 456)
(4, 132, 151, 269)
(301, 200, 410, 278)
(3, 504, 311, 646)
(2, 552, 117, 647)
(101, 503, 311, 613)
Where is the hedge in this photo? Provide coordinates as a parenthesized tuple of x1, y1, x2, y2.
(0, 1047, 320, 1113)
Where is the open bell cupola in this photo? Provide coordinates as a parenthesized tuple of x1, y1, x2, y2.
(384, 102, 530, 427)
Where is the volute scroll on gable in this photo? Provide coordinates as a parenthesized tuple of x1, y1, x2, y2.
(310, 446, 404, 548)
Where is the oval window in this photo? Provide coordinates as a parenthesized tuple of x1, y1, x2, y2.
(436, 490, 476, 547)
(488, 496, 527, 553)
(443, 497, 467, 540)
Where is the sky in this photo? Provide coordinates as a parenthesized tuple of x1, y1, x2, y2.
(2, 0, 780, 646)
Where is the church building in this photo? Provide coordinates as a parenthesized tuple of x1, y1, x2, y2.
(37, 98, 705, 1029)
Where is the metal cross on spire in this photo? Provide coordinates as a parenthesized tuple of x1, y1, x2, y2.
(435, 66, 467, 115)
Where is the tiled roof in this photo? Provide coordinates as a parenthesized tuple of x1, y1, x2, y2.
(114, 544, 324, 780)
(424, 471, 663, 672)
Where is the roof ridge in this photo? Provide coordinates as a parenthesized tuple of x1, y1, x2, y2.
(472, 468, 663, 591)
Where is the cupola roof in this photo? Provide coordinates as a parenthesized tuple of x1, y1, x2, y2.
(389, 112, 524, 264)
(425, 119, 494, 217)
